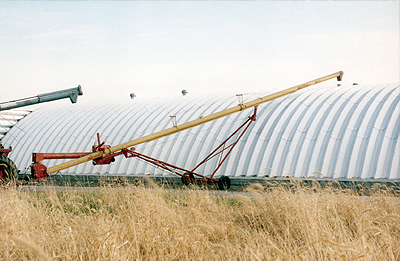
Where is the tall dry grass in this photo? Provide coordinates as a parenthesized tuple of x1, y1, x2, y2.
(0, 180, 399, 260)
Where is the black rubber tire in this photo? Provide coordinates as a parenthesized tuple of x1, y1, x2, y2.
(0, 154, 18, 186)
(217, 176, 231, 190)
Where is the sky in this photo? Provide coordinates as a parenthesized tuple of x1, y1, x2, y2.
(1, 1, 399, 105)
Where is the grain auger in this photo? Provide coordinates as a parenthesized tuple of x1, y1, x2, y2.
(19, 72, 343, 189)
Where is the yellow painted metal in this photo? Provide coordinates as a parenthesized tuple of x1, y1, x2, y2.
(47, 71, 343, 175)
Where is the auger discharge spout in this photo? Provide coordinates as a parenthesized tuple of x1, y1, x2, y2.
(0, 86, 83, 111)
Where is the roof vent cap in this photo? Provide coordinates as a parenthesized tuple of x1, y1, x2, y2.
(182, 90, 188, 96)
(130, 93, 136, 99)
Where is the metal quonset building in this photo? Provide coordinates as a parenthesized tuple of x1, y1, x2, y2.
(1, 83, 399, 181)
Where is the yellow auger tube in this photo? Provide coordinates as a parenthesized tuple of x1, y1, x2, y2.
(47, 71, 343, 175)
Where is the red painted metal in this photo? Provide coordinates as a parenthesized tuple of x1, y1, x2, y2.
(29, 134, 118, 182)
(114, 107, 258, 184)
(15, 163, 50, 186)
(33, 152, 92, 163)
(125, 149, 218, 184)
(92, 152, 116, 165)
(0, 148, 12, 157)
(31, 163, 48, 179)
(191, 107, 257, 179)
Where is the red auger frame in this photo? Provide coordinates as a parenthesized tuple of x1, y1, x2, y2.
(0, 148, 12, 157)
(28, 107, 258, 189)
(126, 107, 258, 190)
(26, 133, 115, 184)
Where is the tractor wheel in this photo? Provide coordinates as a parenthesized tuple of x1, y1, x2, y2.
(217, 176, 231, 190)
(0, 154, 18, 186)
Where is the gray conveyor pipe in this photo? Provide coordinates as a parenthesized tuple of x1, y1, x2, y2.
(0, 86, 83, 111)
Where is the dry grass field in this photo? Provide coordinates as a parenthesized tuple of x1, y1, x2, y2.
(1, 180, 399, 260)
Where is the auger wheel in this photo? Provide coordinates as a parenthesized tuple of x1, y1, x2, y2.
(0, 155, 18, 186)
(181, 172, 195, 186)
(217, 176, 231, 190)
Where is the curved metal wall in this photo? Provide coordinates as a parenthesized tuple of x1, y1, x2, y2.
(2, 83, 399, 180)
(0, 110, 31, 140)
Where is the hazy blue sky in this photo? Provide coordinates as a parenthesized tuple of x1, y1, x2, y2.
(1, 1, 399, 103)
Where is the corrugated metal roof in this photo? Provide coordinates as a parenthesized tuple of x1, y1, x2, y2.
(0, 110, 31, 141)
(2, 83, 399, 180)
